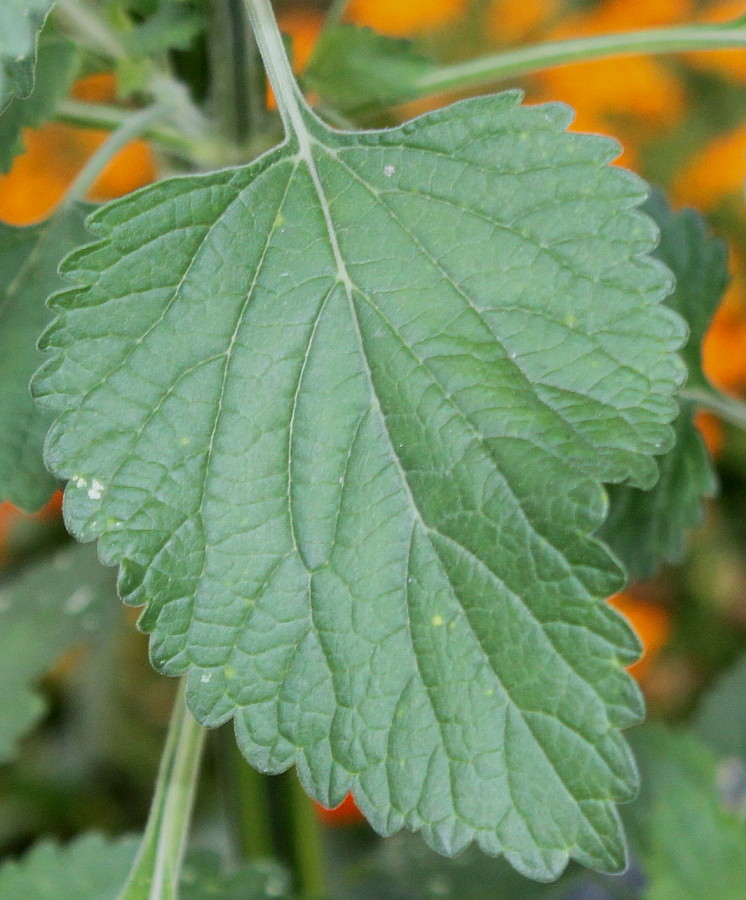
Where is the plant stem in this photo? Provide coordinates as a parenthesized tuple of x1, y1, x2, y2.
(116, 680, 206, 900)
(65, 103, 172, 205)
(416, 24, 746, 97)
(680, 386, 746, 432)
(288, 774, 326, 900)
(55, 0, 127, 60)
(207, 0, 267, 148)
(323, 0, 351, 33)
(244, 0, 309, 140)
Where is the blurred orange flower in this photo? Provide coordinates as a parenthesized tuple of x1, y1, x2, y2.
(672, 123, 746, 214)
(608, 593, 671, 681)
(0, 73, 156, 226)
(685, 0, 746, 83)
(346, 0, 468, 37)
(314, 792, 366, 826)
(486, 0, 560, 45)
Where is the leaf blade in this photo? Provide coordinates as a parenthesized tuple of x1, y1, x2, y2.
(0, 0, 57, 112)
(33, 94, 686, 879)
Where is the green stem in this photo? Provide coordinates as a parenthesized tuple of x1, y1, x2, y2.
(55, 0, 127, 60)
(116, 680, 206, 900)
(56, 99, 199, 157)
(288, 774, 326, 900)
(323, 0, 351, 33)
(680, 386, 746, 432)
(65, 103, 172, 205)
(244, 0, 309, 140)
(207, 0, 266, 148)
(416, 23, 746, 97)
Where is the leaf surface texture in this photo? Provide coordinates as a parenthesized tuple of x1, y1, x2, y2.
(34, 93, 686, 878)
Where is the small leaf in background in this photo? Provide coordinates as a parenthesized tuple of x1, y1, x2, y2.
(0, 204, 91, 510)
(0, 541, 116, 763)
(600, 190, 724, 579)
(0, 0, 58, 112)
(694, 653, 746, 768)
(33, 91, 685, 878)
(304, 26, 434, 113)
(628, 726, 746, 900)
(0, 34, 79, 174)
(0, 835, 291, 900)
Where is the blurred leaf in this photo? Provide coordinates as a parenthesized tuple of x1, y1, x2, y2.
(628, 726, 746, 900)
(0, 204, 91, 510)
(0, 835, 291, 899)
(333, 831, 582, 900)
(600, 190, 723, 579)
(694, 653, 746, 765)
(127, 2, 203, 55)
(32, 90, 686, 879)
(304, 25, 434, 113)
(0, 0, 57, 112)
(0, 541, 116, 763)
(0, 35, 78, 173)
(0, 834, 139, 900)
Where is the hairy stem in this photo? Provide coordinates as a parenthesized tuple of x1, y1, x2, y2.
(416, 23, 746, 97)
(116, 681, 206, 900)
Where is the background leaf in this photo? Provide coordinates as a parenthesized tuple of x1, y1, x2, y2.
(0, 834, 291, 900)
(33, 92, 685, 879)
(600, 191, 723, 579)
(0, 0, 58, 112)
(0, 204, 91, 510)
(0, 34, 79, 174)
(0, 541, 116, 763)
(627, 726, 746, 900)
(304, 25, 434, 113)
(694, 653, 746, 767)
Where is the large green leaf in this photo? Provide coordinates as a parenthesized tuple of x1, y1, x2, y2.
(304, 26, 434, 114)
(628, 726, 746, 900)
(600, 191, 723, 579)
(0, 34, 79, 173)
(0, 0, 57, 112)
(0, 541, 116, 762)
(33, 90, 685, 879)
(0, 205, 90, 510)
(0, 835, 290, 900)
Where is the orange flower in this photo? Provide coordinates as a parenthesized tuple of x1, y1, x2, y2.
(695, 411, 723, 457)
(346, 0, 468, 37)
(0, 491, 62, 566)
(0, 73, 156, 226)
(608, 593, 671, 681)
(486, 0, 560, 46)
(671, 123, 746, 214)
(314, 792, 366, 826)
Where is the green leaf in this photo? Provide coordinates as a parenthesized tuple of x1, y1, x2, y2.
(600, 191, 723, 579)
(33, 91, 686, 880)
(0, 34, 79, 173)
(336, 832, 582, 900)
(304, 25, 434, 113)
(629, 726, 746, 900)
(0, 541, 116, 762)
(125, 1, 203, 56)
(694, 653, 746, 766)
(0, 835, 290, 900)
(0, 204, 91, 510)
(0, 0, 58, 112)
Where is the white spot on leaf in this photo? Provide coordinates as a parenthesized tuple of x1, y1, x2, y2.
(87, 479, 104, 500)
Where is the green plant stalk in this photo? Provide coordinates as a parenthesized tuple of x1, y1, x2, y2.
(680, 386, 746, 432)
(323, 0, 351, 34)
(415, 23, 746, 97)
(288, 774, 326, 900)
(116, 680, 206, 900)
(55, 0, 128, 60)
(65, 103, 173, 205)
